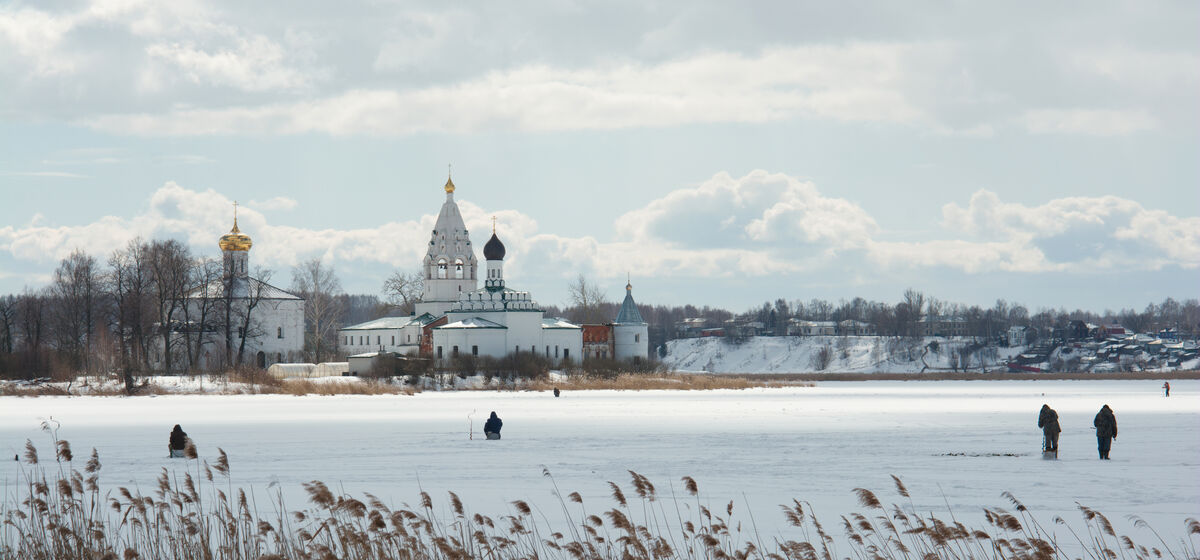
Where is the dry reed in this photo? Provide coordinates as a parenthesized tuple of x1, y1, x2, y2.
(2, 438, 1196, 559)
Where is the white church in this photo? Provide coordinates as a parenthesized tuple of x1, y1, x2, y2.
(339, 175, 649, 365)
(169, 209, 305, 370)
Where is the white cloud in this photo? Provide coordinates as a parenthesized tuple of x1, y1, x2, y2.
(83, 44, 936, 135)
(145, 34, 310, 92)
(0, 6, 80, 75)
(866, 189, 1200, 272)
(1, 177, 1195, 291)
(616, 170, 877, 253)
(1018, 108, 1157, 136)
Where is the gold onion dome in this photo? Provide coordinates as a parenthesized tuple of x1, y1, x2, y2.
(444, 175, 456, 193)
(219, 220, 253, 252)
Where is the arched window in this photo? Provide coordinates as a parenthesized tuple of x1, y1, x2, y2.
(455, 259, 464, 279)
(437, 259, 447, 279)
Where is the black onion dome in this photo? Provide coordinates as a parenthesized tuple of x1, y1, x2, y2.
(483, 232, 506, 260)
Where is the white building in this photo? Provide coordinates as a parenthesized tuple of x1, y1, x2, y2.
(172, 210, 305, 369)
(338, 313, 436, 356)
(408, 175, 582, 364)
(431, 224, 583, 363)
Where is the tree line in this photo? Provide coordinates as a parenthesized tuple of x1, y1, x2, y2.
(3, 252, 1196, 385)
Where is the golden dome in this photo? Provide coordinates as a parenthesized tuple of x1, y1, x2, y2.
(444, 175, 455, 193)
(218, 218, 252, 252)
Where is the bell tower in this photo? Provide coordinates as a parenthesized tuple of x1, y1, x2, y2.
(415, 172, 479, 317)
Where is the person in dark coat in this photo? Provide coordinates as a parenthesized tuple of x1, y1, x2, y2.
(553, 387, 561, 397)
(169, 424, 189, 458)
(1163, 382, 1170, 397)
(1038, 404, 1061, 452)
(483, 411, 502, 440)
(1093, 405, 1117, 459)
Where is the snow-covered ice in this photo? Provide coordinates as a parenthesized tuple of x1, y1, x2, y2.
(2, 380, 1197, 545)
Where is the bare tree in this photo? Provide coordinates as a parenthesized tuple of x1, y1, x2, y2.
(0, 294, 14, 356)
(292, 258, 344, 362)
(50, 250, 103, 373)
(148, 240, 192, 373)
(181, 257, 223, 370)
(810, 343, 833, 371)
(108, 239, 154, 391)
(234, 267, 273, 367)
(382, 269, 424, 315)
(567, 274, 608, 324)
(16, 289, 48, 378)
(901, 288, 926, 337)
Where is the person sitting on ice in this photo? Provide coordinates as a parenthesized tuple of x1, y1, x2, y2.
(168, 424, 189, 458)
(1037, 404, 1061, 452)
(484, 411, 503, 440)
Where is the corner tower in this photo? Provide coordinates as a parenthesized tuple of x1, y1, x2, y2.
(613, 277, 649, 362)
(415, 174, 479, 317)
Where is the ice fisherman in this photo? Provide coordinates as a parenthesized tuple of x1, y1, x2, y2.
(168, 424, 189, 458)
(1038, 404, 1061, 452)
(1093, 405, 1117, 460)
(484, 411, 503, 440)
(1163, 381, 1170, 397)
(553, 387, 561, 397)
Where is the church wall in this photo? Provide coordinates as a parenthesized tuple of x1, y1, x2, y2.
(433, 328, 507, 359)
(340, 324, 422, 356)
(503, 312, 544, 354)
(614, 323, 650, 361)
(543, 328, 583, 364)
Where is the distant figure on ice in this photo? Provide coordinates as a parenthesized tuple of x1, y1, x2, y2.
(1163, 382, 1170, 397)
(484, 411, 503, 440)
(1038, 404, 1061, 452)
(553, 387, 561, 398)
(1093, 405, 1117, 460)
(168, 424, 189, 458)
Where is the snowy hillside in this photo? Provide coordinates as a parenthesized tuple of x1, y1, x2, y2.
(665, 335, 1032, 374)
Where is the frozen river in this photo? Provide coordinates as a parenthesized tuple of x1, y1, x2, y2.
(2, 380, 1197, 546)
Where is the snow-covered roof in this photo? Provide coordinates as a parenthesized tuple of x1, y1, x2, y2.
(343, 317, 416, 331)
(438, 317, 506, 329)
(187, 276, 302, 300)
(542, 317, 582, 330)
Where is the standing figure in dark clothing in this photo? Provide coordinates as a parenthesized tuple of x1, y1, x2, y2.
(1038, 404, 1061, 452)
(484, 411, 503, 440)
(1093, 405, 1117, 460)
(169, 425, 189, 458)
(553, 387, 561, 397)
(1163, 382, 1170, 397)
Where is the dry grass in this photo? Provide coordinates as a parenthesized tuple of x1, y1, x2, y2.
(531, 372, 794, 391)
(3, 437, 1195, 560)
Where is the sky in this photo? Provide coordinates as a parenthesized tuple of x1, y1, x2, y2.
(0, 0, 1197, 314)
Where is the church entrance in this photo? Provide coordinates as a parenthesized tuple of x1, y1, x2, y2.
(256, 351, 266, 368)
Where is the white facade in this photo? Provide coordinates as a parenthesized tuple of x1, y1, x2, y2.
(338, 314, 432, 356)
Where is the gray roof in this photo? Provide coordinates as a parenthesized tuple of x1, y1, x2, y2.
(614, 285, 645, 324)
(542, 317, 582, 330)
(438, 317, 506, 329)
(342, 312, 438, 331)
